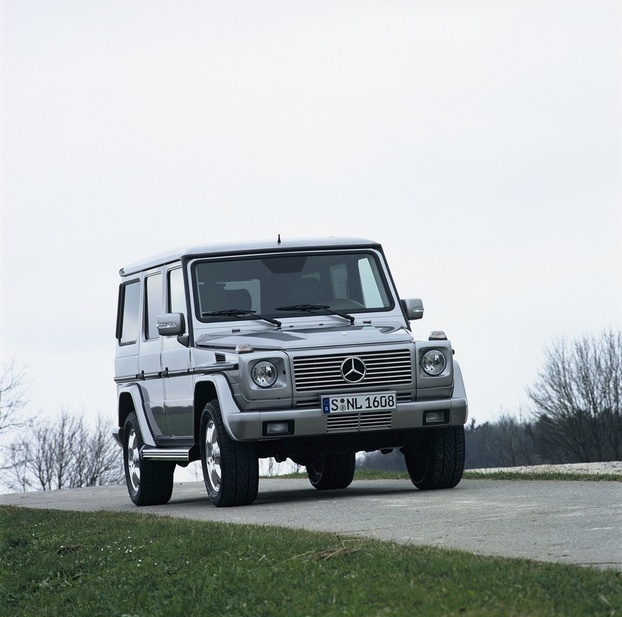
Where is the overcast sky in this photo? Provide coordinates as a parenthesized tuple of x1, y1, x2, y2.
(1, 1, 621, 431)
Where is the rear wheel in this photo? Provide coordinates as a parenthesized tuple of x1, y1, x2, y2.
(123, 412, 175, 506)
(200, 400, 259, 507)
(306, 452, 356, 490)
(404, 426, 465, 490)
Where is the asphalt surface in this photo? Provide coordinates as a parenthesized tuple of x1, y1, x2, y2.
(1, 478, 620, 570)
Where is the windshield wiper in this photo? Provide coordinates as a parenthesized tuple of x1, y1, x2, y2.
(275, 304, 355, 325)
(202, 309, 282, 328)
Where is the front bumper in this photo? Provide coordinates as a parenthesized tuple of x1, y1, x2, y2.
(225, 397, 468, 441)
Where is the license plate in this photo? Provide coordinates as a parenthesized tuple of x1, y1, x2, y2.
(322, 392, 397, 414)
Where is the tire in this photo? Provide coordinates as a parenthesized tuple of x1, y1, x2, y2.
(200, 400, 259, 507)
(403, 426, 465, 490)
(123, 412, 175, 506)
(306, 452, 356, 490)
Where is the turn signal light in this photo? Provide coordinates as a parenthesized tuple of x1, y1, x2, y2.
(428, 331, 447, 340)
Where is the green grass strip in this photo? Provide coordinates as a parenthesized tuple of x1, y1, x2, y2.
(462, 471, 622, 482)
(330, 469, 622, 482)
(1, 506, 620, 616)
(281, 469, 622, 481)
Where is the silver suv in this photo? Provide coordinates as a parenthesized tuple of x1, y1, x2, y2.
(113, 237, 468, 507)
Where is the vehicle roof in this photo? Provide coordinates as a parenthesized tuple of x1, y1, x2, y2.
(119, 237, 382, 276)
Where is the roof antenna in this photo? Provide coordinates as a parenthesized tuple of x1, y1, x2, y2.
(277, 233, 281, 245)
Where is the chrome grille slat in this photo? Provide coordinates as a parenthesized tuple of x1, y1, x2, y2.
(326, 411, 392, 433)
(293, 349, 412, 392)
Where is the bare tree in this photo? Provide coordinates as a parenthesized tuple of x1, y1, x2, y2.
(6, 410, 124, 492)
(69, 415, 125, 488)
(0, 361, 36, 479)
(527, 330, 622, 463)
(0, 361, 31, 437)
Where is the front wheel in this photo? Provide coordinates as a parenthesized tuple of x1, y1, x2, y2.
(200, 400, 259, 507)
(123, 412, 175, 506)
(403, 426, 465, 490)
(306, 452, 356, 490)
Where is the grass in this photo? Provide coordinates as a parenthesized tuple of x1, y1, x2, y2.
(462, 470, 622, 482)
(1, 506, 621, 617)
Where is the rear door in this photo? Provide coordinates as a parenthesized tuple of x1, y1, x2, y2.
(161, 265, 194, 437)
(139, 270, 169, 436)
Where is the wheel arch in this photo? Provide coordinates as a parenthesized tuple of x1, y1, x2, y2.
(193, 379, 218, 442)
(193, 374, 242, 443)
(452, 360, 467, 403)
(118, 390, 136, 430)
(117, 384, 156, 447)
(451, 360, 469, 424)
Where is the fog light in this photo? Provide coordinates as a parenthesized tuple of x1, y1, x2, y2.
(424, 411, 447, 425)
(263, 421, 294, 436)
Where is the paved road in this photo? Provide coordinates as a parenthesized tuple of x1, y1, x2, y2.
(1, 478, 620, 570)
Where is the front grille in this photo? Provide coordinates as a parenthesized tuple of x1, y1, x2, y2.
(326, 411, 392, 433)
(293, 349, 412, 392)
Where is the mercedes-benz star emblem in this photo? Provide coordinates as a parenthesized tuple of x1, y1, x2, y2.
(341, 357, 366, 383)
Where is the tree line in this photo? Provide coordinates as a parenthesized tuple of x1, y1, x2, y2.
(0, 361, 123, 492)
(2, 330, 621, 490)
(361, 330, 622, 471)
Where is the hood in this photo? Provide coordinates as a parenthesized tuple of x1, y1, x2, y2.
(195, 324, 414, 351)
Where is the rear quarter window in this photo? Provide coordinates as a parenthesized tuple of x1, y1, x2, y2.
(117, 280, 141, 345)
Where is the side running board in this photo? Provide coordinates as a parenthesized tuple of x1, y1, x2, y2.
(140, 445, 197, 462)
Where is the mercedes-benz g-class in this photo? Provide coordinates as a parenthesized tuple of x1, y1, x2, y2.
(114, 237, 467, 506)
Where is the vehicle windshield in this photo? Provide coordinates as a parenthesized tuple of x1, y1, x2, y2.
(192, 251, 393, 322)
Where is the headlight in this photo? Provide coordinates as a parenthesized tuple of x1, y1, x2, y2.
(251, 361, 278, 388)
(421, 349, 447, 376)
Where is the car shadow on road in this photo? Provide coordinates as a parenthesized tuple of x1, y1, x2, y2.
(165, 478, 467, 509)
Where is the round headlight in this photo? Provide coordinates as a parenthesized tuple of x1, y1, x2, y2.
(421, 349, 446, 376)
(251, 361, 278, 388)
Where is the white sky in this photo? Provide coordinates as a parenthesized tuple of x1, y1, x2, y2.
(1, 1, 621, 428)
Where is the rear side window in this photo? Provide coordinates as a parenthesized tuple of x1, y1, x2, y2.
(117, 280, 141, 345)
(145, 273, 162, 340)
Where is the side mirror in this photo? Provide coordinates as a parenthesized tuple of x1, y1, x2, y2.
(401, 298, 424, 320)
(157, 313, 186, 337)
